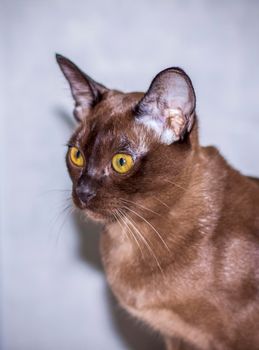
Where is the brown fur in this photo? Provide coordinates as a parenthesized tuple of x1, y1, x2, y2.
(56, 55, 259, 350)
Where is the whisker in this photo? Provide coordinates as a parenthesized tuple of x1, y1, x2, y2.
(54, 205, 75, 248)
(122, 205, 170, 252)
(117, 209, 144, 258)
(49, 202, 72, 230)
(113, 209, 132, 244)
(122, 209, 164, 275)
(163, 179, 187, 192)
(37, 189, 71, 198)
(154, 197, 170, 209)
(120, 198, 161, 217)
(52, 197, 73, 211)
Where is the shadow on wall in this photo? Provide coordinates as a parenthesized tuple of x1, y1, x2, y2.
(56, 107, 163, 349)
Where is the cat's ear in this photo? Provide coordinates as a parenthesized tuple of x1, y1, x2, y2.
(56, 54, 108, 121)
(135, 68, 196, 144)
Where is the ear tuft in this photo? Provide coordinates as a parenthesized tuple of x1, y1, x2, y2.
(56, 54, 107, 122)
(135, 68, 196, 144)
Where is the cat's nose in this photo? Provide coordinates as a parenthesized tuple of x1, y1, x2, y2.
(76, 184, 96, 205)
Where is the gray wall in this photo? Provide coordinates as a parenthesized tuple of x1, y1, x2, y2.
(1, 0, 259, 349)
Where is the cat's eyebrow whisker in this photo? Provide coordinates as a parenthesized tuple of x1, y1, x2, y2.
(122, 205, 170, 252)
(119, 198, 161, 217)
(117, 209, 144, 258)
(122, 210, 164, 275)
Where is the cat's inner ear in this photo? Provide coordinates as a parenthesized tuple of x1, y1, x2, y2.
(56, 54, 108, 121)
(135, 68, 196, 144)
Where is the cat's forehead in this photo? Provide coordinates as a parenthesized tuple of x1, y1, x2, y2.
(94, 90, 143, 118)
(72, 91, 153, 154)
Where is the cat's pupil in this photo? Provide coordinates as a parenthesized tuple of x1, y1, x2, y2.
(119, 158, 126, 166)
(76, 150, 81, 158)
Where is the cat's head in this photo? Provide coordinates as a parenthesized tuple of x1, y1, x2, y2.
(56, 54, 197, 222)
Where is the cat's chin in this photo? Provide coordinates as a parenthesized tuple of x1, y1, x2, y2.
(83, 209, 112, 223)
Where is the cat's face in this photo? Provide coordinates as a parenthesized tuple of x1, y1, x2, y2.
(56, 55, 196, 222)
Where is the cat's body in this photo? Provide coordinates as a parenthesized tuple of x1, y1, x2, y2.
(56, 55, 259, 350)
(102, 145, 259, 350)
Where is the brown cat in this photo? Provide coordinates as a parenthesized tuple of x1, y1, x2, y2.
(56, 54, 259, 350)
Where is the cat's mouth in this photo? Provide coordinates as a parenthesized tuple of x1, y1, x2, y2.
(72, 190, 121, 223)
(72, 195, 113, 222)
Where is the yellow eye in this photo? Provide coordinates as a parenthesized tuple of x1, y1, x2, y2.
(112, 153, 134, 174)
(69, 146, 84, 167)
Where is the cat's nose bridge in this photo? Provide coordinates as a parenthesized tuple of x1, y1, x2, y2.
(87, 159, 107, 178)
